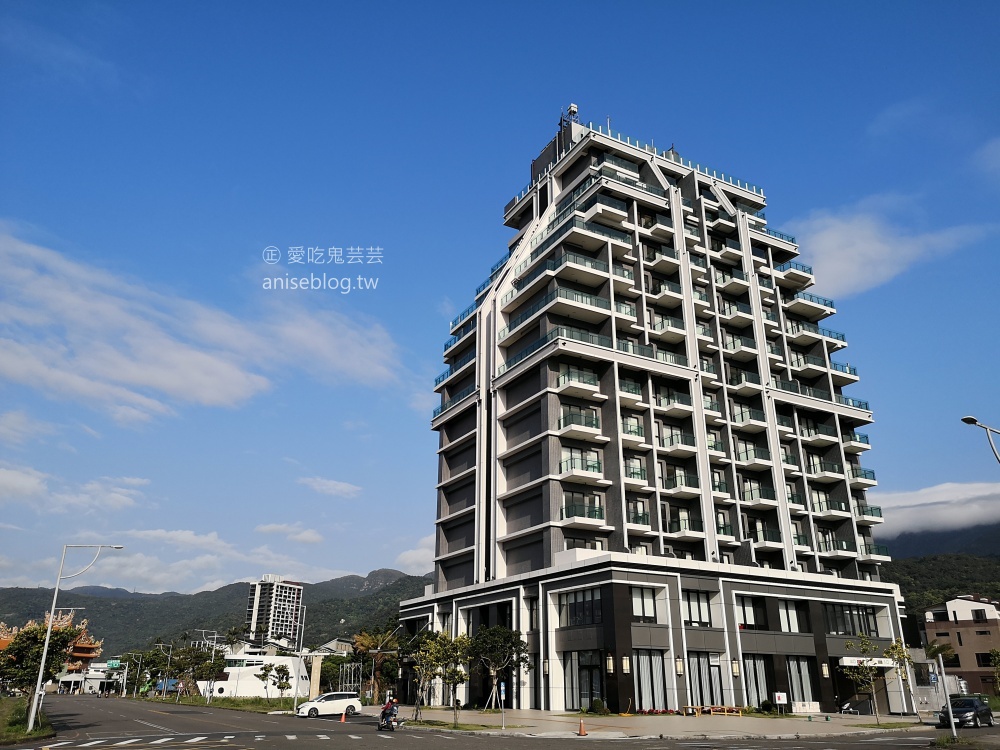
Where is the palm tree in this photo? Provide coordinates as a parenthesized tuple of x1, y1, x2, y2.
(354, 628, 400, 704)
(924, 639, 955, 661)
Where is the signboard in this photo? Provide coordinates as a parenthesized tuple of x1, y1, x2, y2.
(500, 681, 506, 701)
(838, 657, 895, 668)
(930, 674, 939, 684)
(773, 692, 788, 705)
(106, 659, 121, 668)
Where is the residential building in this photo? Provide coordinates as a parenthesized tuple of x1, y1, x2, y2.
(399, 110, 911, 715)
(246, 573, 304, 647)
(920, 596, 1000, 695)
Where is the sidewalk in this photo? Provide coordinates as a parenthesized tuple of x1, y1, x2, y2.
(390, 707, 940, 739)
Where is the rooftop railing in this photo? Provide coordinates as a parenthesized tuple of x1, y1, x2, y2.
(433, 384, 477, 418)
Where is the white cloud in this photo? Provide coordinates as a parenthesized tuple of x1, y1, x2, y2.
(0, 464, 148, 513)
(866, 99, 929, 138)
(255, 522, 324, 544)
(0, 18, 119, 88)
(297, 476, 362, 498)
(0, 233, 402, 424)
(395, 534, 434, 575)
(973, 136, 1000, 177)
(786, 199, 991, 297)
(0, 410, 54, 445)
(873, 482, 1000, 537)
(0, 465, 49, 501)
(124, 528, 235, 552)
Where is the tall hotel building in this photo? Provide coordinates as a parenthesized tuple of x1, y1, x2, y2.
(246, 574, 304, 647)
(400, 111, 911, 715)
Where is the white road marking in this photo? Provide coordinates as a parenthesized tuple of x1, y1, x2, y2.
(349, 735, 363, 740)
(317, 736, 330, 740)
(112, 740, 143, 746)
(79, 742, 107, 747)
(135, 720, 176, 732)
(184, 738, 208, 743)
(150, 739, 174, 744)
(224, 736, 236, 740)
(285, 736, 297, 740)
(47, 743, 75, 747)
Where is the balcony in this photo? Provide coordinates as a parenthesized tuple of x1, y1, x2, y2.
(812, 498, 852, 520)
(699, 359, 720, 382)
(717, 522, 736, 539)
(660, 474, 700, 498)
(656, 350, 689, 367)
(618, 379, 644, 406)
(742, 486, 779, 508)
(618, 340, 654, 359)
(859, 543, 890, 560)
(434, 350, 476, 388)
(817, 539, 858, 559)
(654, 392, 693, 417)
(751, 527, 783, 549)
(658, 433, 698, 458)
(735, 446, 772, 470)
(616, 300, 638, 320)
(785, 320, 847, 349)
(502, 251, 609, 310)
(693, 288, 711, 310)
(624, 465, 651, 488)
(611, 263, 637, 293)
(560, 504, 606, 530)
(849, 466, 878, 488)
(731, 407, 768, 433)
(497, 326, 613, 376)
(781, 453, 802, 475)
(843, 431, 872, 453)
(627, 511, 651, 526)
(854, 504, 885, 525)
(727, 369, 763, 395)
(793, 533, 810, 549)
(800, 423, 840, 446)
(703, 396, 724, 423)
(706, 438, 727, 459)
(785, 290, 836, 319)
(773, 260, 814, 288)
(666, 518, 706, 540)
(582, 193, 630, 227)
(806, 460, 844, 483)
(710, 237, 743, 263)
(556, 457, 609, 486)
(776, 414, 794, 434)
(689, 253, 709, 279)
(723, 333, 757, 362)
(650, 314, 685, 342)
(787, 493, 806, 512)
(836, 394, 871, 411)
(713, 480, 735, 503)
(638, 213, 675, 243)
(556, 369, 602, 399)
(789, 353, 828, 377)
(433, 384, 478, 419)
(556, 412, 604, 441)
(830, 360, 860, 386)
(649, 278, 684, 308)
(683, 222, 703, 246)
(719, 300, 754, 328)
(715, 268, 750, 295)
(643, 244, 680, 272)
(620, 421, 646, 447)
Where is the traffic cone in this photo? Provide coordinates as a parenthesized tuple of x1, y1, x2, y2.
(578, 718, 588, 736)
(340, 711, 346, 723)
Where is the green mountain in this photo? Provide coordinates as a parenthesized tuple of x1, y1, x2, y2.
(0, 569, 430, 655)
(881, 553, 1000, 614)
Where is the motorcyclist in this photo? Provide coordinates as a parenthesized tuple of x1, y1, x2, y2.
(379, 697, 399, 727)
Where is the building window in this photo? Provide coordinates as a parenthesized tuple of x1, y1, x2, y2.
(933, 611, 949, 622)
(778, 600, 811, 633)
(935, 632, 950, 637)
(565, 537, 604, 551)
(525, 598, 538, 631)
(558, 588, 603, 627)
(631, 587, 656, 623)
(736, 596, 768, 631)
(683, 590, 713, 627)
(976, 653, 993, 668)
(439, 611, 452, 633)
(564, 490, 603, 520)
(976, 630, 991, 636)
(823, 603, 879, 637)
(973, 609, 988, 622)
(957, 632, 963, 647)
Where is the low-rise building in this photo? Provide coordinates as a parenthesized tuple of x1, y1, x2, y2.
(920, 595, 1000, 695)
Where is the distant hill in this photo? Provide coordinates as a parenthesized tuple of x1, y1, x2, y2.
(881, 553, 1000, 614)
(881, 521, 1000, 559)
(0, 569, 430, 655)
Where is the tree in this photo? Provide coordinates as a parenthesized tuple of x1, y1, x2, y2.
(883, 638, 919, 723)
(0, 619, 83, 692)
(924, 639, 955, 661)
(427, 633, 472, 728)
(990, 649, 1000, 696)
(841, 633, 883, 725)
(354, 628, 400, 703)
(469, 626, 531, 710)
(402, 631, 440, 721)
(256, 663, 274, 701)
(273, 664, 292, 705)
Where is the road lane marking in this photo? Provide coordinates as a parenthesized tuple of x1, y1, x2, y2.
(349, 735, 362, 740)
(135, 720, 176, 732)
(317, 735, 330, 739)
(79, 742, 108, 747)
(150, 739, 175, 744)
(184, 738, 208, 743)
(112, 741, 143, 746)
(224, 737, 235, 740)
(47, 743, 74, 747)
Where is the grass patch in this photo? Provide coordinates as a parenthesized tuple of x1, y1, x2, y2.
(930, 736, 976, 747)
(141, 695, 300, 714)
(0, 697, 56, 746)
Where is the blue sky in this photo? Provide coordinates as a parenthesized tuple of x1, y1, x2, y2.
(1, 1, 999, 593)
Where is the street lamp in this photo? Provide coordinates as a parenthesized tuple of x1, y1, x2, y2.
(153, 643, 173, 699)
(961, 416, 1000, 464)
(26, 544, 124, 732)
(370, 625, 402, 702)
(194, 630, 220, 703)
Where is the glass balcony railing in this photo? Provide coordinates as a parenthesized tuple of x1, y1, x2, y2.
(782, 453, 799, 467)
(558, 369, 599, 388)
(860, 543, 889, 556)
(684, 224, 702, 239)
(656, 351, 689, 366)
(836, 395, 871, 410)
(845, 431, 870, 444)
(659, 433, 697, 450)
(450, 301, 478, 330)
(774, 260, 813, 275)
(651, 279, 683, 296)
(717, 523, 733, 535)
(831, 361, 859, 376)
(818, 539, 856, 553)
(616, 301, 637, 317)
(854, 504, 883, 518)
(433, 384, 477, 418)
(444, 319, 476, 351)
(793, 533, 809, 546)
(598, 152, 640, 174)
(762, 227, 796, 243)
(737, 447, 771, 462)
(619, 380, 642, 395)
(628, 511, 651, 525)
(700, 360, 718, 375)
(742, 486, 777, 502)
(706, 439, 724, 452)
(759, 276, 775, 289)
(689, 253, 708, 269)
(600, 165, 666, 198)
(727, 370, 762, 387)
(500, 286, 612, 338)
(625, 466, 648, 481)
(612, 263, 635, 281)
(638, 213, 674, 231)
(712, 480, 729, 493)
(777, 415, 794, 429)
(697, 323, 713, 338)
(732, 407, 766, 423)
(807, 460, 844, 475)
(559, 457, 602, 473)
(434, 350, 476, 385)
(710, 238, 742, 254)
(703, 397, 721, 412)
(657, 392, 692, 408)
(503, 250, 610, 305)
(785, 320, 846, 342)
(850, 467, 877, 481)
(792, 291, 835, 308)
(498, 326, 613, 375)
(724, 334, 757, 351)
(662, 474, 699, 490)
(752, 527, 782, 543)
(790, 353, 826, 369)
(715, 268, 747, 285)
(721, 300, 753, 317)
(561, 504, 604, 520)
(813, 499, 850, 514)
(668, 518, 704, 533)
(768, 342, 784, 357)
(801, 423, 838, 439)
(622, 421, 645, 437)
(618, 340, 654, 358)
(787, 493, 805, 505)
(681, 197, 693, 208)
(651, 315, 684, 333)
(558, 413, 600, 430)
(644, 245, 678, 263)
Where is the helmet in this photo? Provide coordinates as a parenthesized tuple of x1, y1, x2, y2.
(392, 698, 398, 703)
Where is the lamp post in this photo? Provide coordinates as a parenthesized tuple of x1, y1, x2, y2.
(961, 416, 1000, 464)
(194, 630, 220, 703)
(26, 544, 123, 732)
(153, 643, 173, 699)
(370, 625, 403, 702)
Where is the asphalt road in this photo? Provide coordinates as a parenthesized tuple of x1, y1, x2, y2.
(9, 696, 1000, 750)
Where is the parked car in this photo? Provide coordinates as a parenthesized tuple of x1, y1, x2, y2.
(938, 698, 996, 728)
(296, 691, 362, 719)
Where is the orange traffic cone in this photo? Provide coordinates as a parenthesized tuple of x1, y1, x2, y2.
(578, 718, 588, 736)
(340, 711, 347, 723)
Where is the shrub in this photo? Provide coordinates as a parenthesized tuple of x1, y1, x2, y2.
(589, 698, 610, 715)
(760, 699, 774, 713)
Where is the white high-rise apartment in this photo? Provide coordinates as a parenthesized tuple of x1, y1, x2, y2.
(400, 110, 911, 716)
(246, 573, 303, 647)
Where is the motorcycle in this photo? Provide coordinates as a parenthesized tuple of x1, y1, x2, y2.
(377, 708, 400, 731)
